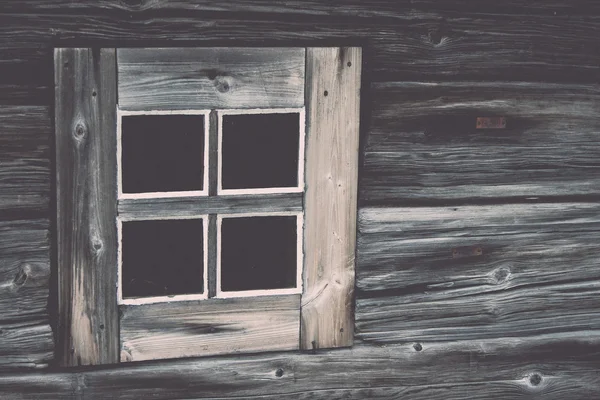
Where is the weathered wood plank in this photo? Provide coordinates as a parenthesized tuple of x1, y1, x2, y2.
(301, 47, 361, 350)
(0, 106, 50, 213)
(0, 218, 53, 371)
(120, 295, 300, 362)
(1, 335, 599, 399)
(355, 204, 600, 343)
(55, 48, 118, 366)
(118, 193, 303, 219)
(0, 13, 597, 87)
(361, 82, 600, 204)
(117, 48, 305, 110)
(1, 0, 598, 19)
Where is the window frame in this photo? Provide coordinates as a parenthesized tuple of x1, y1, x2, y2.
(55, 46, 361, 366)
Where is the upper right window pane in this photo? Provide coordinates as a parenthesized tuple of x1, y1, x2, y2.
(219, 111, 303, 192)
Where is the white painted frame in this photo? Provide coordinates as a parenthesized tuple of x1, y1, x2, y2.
(217, 108, 306, 195)
(216, 211, 304, 299)
(117, 109, 211, 199)
(117, 214, 209, 305)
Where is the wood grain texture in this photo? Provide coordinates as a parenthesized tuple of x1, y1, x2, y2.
(55, 48, 118, 366)
(0, 11, 597, 97)
(0, 336, 599, 399)
(120, 295, 300, 362)
(301, 47, 361, 350)
(0, 219, 53, 371)
(356, 204, 600, 343)
(118, 193, 303, 219)
(361, 82, 600, 204)
(0, 106, 50, 213)
(117, 48, 305, 110)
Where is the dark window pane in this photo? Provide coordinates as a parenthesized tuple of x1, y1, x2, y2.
(121, 115, 205, 193)
(121, 219, 204, 298)
(220, 216, 298, 292)
(221, 113, 300, 190)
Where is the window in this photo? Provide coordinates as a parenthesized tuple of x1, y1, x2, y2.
(55, 47, 361, 366)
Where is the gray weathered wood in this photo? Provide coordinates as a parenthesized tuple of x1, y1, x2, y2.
(0, 106, 50, 213)
(361, 82, 600, 203)
(301, 47, 361, 350)
(356, 204, 600, 343)
(1, 336, 599, 399)
(117, 48, 305, 110)
(120, 295, 300, 362)
(54, 48, 119, 366)
(118, 193, 303, 219)
(0, 218, 53, 371)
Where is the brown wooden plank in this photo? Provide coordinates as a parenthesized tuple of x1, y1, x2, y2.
(118, 192, 303, 219)
(301, 47, 361, 350)
(355, 204, 600, 343)
(0, 218, 53, 371)
(361, 82, 600, 204)
(117, 48, 305, 110)
(1, 336, 600, 399)
(0, 106, 50, 213)
(54, 48, 119, 366)
(120, 295, 300, 362)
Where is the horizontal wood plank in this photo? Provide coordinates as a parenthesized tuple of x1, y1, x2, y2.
(117, 48, 305, 110)
(356, 204, 600, 343)
(1, 0, 599, 19)
(1, 336, 599, 399)
(0, 13, 597, 92)
(0, 218, 53, 371)
(118, 193, 303, 219)
(361, 82, 600, 204)
(0, 106, 50, 213)
(120, 295, 300, 362)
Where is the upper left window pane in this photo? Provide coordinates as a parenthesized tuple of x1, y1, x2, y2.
(120, 114, 206, 194)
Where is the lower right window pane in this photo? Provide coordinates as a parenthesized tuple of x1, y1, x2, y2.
(220, 215, 299, 293)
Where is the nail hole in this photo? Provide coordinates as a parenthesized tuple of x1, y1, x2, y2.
(413, 343, 423, 352)
(323, 90, 328, 97)
(92, 91, 97, 97)
(340, 328, 344, 333)
(99, 324, 105, 330)
(275, 368, 284, 377)
(347, 61, 352, 67)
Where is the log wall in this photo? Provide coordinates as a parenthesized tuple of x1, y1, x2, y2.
(0, 1, 599, 398)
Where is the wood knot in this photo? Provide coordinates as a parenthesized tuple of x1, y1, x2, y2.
(275, 368, 284, 377)
(73, 122, 87, 141)
(13, 264, 29, 287)
(529, 373, 542, 386)
(413, 343, 423, 352)
(491, 267, 511, 285)
(214, 76, 232, 93)
(429, 29, 444, 45)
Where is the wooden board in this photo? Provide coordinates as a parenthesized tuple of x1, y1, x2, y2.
(356, 204, 600, 343)
(361, 82, 600, 204)
(118, 193, 303, 219)
(0, 218, 53, 371)
(0, 337, 599, 399)
(117, 48, 305, 110)
(54, 48, 119, 366)
(0, 12, 597, 91)
(0, 106, 50, 214)
(120, 295, 300, 362)
(301, 47, 361, 350)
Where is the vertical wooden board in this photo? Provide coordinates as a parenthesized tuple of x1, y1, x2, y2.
(301, 47, 361, 349)
(55, 48, 119, 366)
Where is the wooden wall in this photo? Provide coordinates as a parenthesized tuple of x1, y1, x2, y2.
(1, 1, 600, 398)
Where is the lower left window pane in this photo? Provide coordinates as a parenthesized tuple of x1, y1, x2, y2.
(121, 218, 205, 299)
